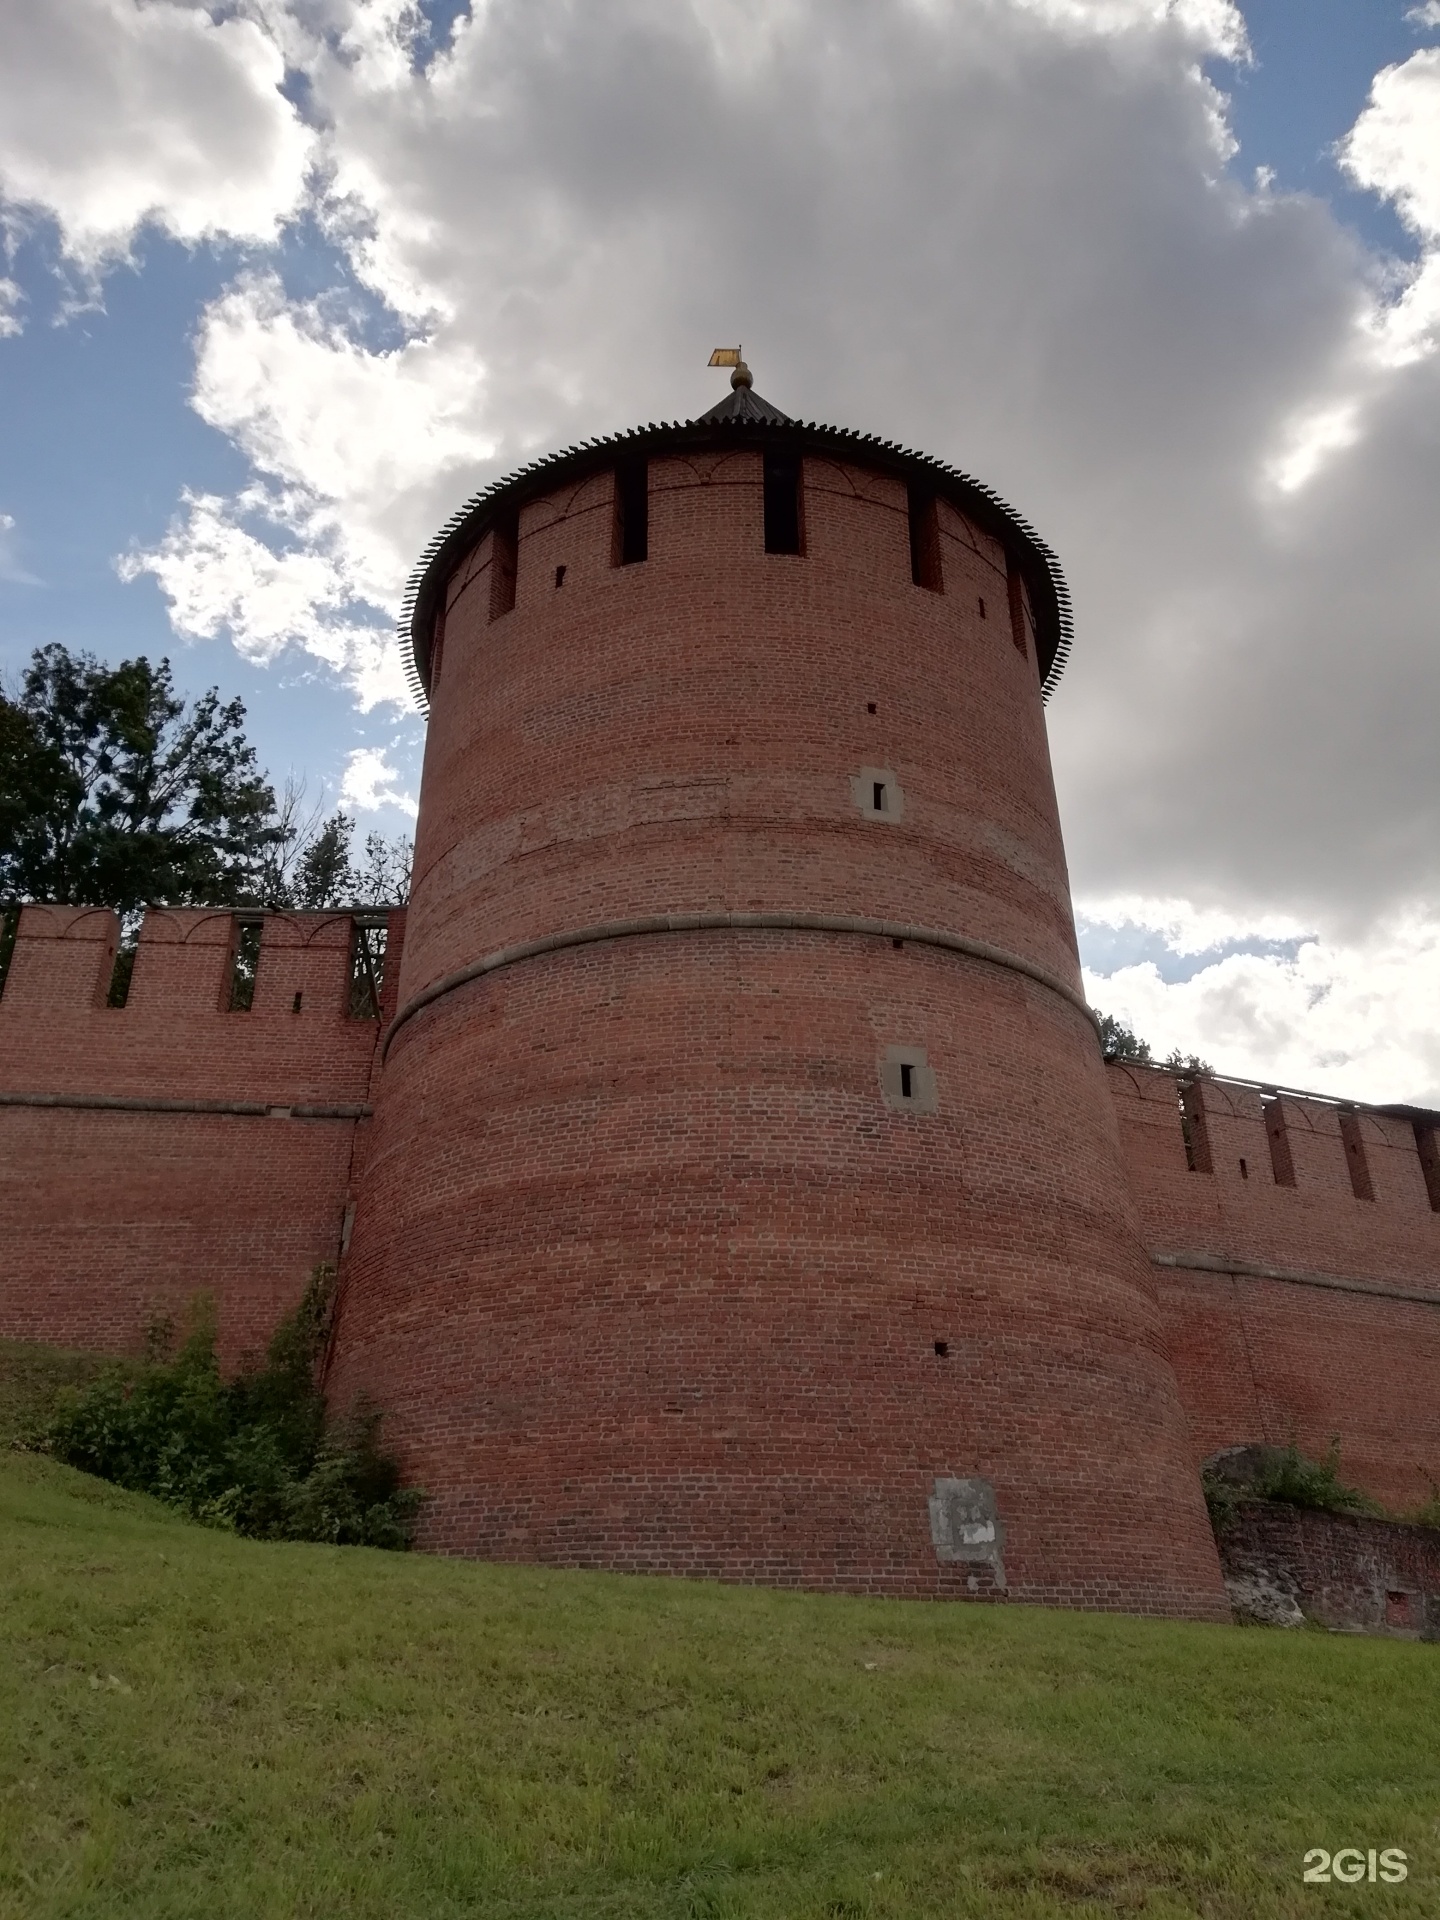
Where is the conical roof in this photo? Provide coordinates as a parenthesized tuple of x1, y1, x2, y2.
(695, 382, 791, 424)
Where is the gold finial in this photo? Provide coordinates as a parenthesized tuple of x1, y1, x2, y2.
(708, 345, 752, 389)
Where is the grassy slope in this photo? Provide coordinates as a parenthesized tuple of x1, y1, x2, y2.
(2, 1454, 1437, 1919)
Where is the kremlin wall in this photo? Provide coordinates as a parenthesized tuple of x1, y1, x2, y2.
(2, 367, 1437, 1621)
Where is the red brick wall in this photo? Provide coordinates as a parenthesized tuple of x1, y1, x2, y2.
(1110, 1062, 1440, 1509)
(0, 904, 403, 1362)
(330, 445, 1228, 1618)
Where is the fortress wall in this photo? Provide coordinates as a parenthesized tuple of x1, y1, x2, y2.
(0, 905, 404, 1361)
(1109, 1062, 1440, 1507)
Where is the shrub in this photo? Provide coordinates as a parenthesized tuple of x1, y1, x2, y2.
(39, 1270, 421, 1548)
(1253, 1440, 1380, 1517)
(1202, 1440, 1380, 1533)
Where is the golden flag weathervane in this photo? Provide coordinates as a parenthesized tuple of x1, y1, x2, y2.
(708, 345, 752, 389)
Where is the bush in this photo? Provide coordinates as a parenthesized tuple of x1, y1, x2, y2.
(1202, 1440, 1380, 1533)
(38, 1270, 421, 1548)
(1253, 1440, 1380, 1516)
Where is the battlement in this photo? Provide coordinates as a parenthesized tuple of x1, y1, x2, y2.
(1111, 1061, 1440, 1513)
(0, 903, 405, 1108)
(1108, 1060, 1440, 1291)
(0, 902, 407, 1363)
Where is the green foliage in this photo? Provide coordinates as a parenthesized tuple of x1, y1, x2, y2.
(38, 1273, 420, 1549)
(1201, 1468, 1242, 1534)
(0, 646, 412, 916)
(1096, 1011, 1151, 1063)
(1164, 1045, 1216, 1074)
(0, 645, 284, 912)
(276, 806, 413, 910)
(1404, 1482, 1440, 1529)
(1254, 1439, 1381, 1516)
(1204, 1441, 1383, 1531)
(1095, 1012, 1215, 1074)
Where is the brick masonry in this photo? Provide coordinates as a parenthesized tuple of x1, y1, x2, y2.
(2, 426, 1435, 1618)
(1218, 1503, 1440, 1637)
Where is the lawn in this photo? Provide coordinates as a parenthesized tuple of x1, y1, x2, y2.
(2, 1362, 1438, 1916)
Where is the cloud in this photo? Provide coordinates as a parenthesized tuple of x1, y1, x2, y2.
(340, 744, 418, 817)
(0, 510, 41, 586)
(119, 271, 492, 706)
(0, 276, 22, 338)
(0, 1, 314, 274)
(117, 485, 408, 711)
(1082, 903, 1440, 1106)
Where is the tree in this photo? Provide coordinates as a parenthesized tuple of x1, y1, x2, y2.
(260, 802, 413, 911)
(1, 645, 413, 914)
(0, 645, 284, 912)
(1097, 1013, 1151, 1064)
(1095, 1010, 1213, 1075)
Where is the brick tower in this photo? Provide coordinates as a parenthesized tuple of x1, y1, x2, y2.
(327, 363, 1228, 1617)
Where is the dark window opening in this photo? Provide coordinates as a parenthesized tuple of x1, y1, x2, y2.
(900, 1062, 914, 1099)
(229, 920, 262, 1012)
(430, 606, 446, 688)
(489, 509, 518, 619)
(554, 563, 567, 588)
(1338, 1108, 1375, 1201)
(1414, 1124, 1440, 1213)
(1239, 1158, 1249, 1180)
(1005, 555, 1028, 658)
(933, 1340, 949, 1357)
(867, 702, 877, 714)
(614, 458, 649, 565)
(978, 596, 987, 619)
(873, 782, 886, 811)
(763, 448, 803, 554)
(292, 991, 303, 1014)
(0, 905, 18, 1001)
(892, 938, 904, 950)
(1262, 1093, 1296, 1186)
(106, 944, 137, 1009)
(908, 485, 943, 592)
(349, 918, 389, 1020)
(1177, 1079, 1213, 1174)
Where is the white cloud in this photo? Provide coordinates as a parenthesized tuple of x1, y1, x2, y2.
(340, 744, 418, 817)
(0, 0, 313, 269)
(1406, 3, 1440, 30)
(0, 276, 22, 338)
(117, 486, 407, 710)
(1083, 905, 1440, 1106)
(0, 510, 40, 586)
(120, 272, 492, 706)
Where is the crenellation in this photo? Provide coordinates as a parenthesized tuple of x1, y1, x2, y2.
(0, 904, 118, 1012)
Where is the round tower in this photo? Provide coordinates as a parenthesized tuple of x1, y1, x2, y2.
(329, 369, 1227, 1618)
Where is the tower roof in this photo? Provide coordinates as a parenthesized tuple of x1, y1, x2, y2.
(401, 395, 1074, 711)
(695, 369, 792, 424)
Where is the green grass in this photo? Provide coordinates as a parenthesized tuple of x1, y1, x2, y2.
(3, 1387, 1439, 1916)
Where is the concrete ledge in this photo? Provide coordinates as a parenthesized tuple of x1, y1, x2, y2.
(1153, 1250, 1440, 1309)
(0, 1092, 370, 1121)
(384, 912, 1097, 1058)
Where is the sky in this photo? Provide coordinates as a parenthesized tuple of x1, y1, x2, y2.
(0, 0, 1437, 1102)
